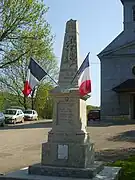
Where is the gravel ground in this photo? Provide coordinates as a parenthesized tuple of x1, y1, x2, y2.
(0, 120, 135, 173)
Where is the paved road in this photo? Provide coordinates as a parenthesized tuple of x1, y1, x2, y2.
(0, 120, 135, 173)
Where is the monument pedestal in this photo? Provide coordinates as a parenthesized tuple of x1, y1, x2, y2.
(41, 137, 95, 168)
(42, 88, 95, 166)
(29, 162, 103, 179)
(29, 88, 104, 178)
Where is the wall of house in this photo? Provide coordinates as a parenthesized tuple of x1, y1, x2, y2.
(101, 55, 135, 119)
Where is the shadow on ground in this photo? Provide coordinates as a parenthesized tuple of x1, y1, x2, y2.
(107, 130, 135, 143)
(87, 120, 135, 127)
(0, 121, 52, 130)
(95, 147, 135, 162)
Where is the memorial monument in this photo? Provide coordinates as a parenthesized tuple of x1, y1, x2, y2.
(28, 19, 121, 179)
(29, 19, 101, 178)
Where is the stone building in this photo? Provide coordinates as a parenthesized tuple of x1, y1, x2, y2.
(98, 0, 135, 120)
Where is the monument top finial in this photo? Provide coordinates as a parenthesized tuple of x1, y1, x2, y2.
(66, 19, 79, 33)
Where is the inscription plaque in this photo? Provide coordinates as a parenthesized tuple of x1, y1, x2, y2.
(57, 103, 74, 123)
(58, 144, 68, 160)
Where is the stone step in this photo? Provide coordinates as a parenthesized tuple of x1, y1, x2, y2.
(0, 166, 121, 180)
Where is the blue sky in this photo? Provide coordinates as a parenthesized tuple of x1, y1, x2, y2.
(44, 0, 123, 106)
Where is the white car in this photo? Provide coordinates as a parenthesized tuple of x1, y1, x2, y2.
(4, 109, 24, 124)
(24, 110, 38, 121)
(0, 112, 5, 127)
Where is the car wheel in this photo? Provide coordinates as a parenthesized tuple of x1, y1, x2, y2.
(13, 119, 16, 124)
(1, 122, 4, 127)
(21, 118, 24, 123)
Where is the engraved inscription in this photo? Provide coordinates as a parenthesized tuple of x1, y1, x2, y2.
(68, 36, 77, 67)
(59, 71, 77, 81)
(58, 144, 68, 160)
(59, 20, 78, 86)
(57, 103, 74, 123)
(63, 35, 77, 67)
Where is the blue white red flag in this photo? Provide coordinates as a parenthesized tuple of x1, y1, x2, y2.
(22, 58, 47, 96)
(77, 53, 91, 96)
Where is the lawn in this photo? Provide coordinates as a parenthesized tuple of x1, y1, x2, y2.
(108, 155, 135, 180)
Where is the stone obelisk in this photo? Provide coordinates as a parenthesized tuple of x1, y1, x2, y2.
(42, 19, 95, 167)
(29, 19, 103, 179)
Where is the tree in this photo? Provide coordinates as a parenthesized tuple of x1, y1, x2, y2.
(0, 34, 58, 109)
(0, 0, 59, 109)
(0, 0, 51, 67)
(86, 105, 100, 114)
(0, 91, 24, 111)
(34, 83, 53, 119)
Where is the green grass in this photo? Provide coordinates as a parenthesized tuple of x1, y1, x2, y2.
(108, 156, 135, 180)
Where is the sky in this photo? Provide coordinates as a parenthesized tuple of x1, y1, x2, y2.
(44, 0, 123, 106)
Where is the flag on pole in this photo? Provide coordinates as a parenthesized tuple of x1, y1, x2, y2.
(75, 53, 91, 96)
(22, 58, 47, 96)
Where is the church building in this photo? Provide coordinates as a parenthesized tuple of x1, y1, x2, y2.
(98, 0, 135, 120)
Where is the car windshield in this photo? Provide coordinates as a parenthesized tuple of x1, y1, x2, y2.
(24, 110, 32, 114)
(5, 110, 16, 115)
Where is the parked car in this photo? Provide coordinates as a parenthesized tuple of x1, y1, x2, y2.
(87, 110, 100, 121)
(0, 112, 5, 127)
(4, 109, 24, 124)
(23, 110, 38, 121)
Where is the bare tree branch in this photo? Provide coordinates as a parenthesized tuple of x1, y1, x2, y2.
(0, 50, 29, 68)
(7, 36, 38, 40)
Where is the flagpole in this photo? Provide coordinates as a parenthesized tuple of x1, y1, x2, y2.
(41, 72, 59, 86)
(70, 71, 78, 84)
(70, 52, 90, 85)
(31, 87, 36, 110)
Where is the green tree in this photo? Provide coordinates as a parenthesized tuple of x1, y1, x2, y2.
(86, 105, 100, 114)
(0, 0, 50, 67)
(0, 91, 25, 111)
(0, 0, 58, 109)
(34, 83, 53, 119)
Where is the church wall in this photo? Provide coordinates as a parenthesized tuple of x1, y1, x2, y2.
(119, 93, 130, 115)
(101, 56, 135, 119)
(99, 0, 135, 120)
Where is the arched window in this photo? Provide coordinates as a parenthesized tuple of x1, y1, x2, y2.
(133, 6, 135, 21)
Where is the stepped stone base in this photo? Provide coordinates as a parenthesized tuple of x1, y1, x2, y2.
(0, 166, 121, 180)
(41, 140, 95, 168)
(29, 161, 103, 179)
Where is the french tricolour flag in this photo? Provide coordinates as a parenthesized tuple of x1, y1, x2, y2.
(77, 53, 91, 96)
(22, 58, 47, 96)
